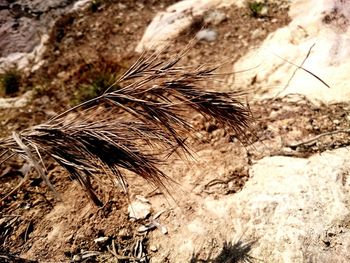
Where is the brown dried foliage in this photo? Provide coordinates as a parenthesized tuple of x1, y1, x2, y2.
(0, 49, 253, 205)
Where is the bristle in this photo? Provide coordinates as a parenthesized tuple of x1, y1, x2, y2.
(0, 49, 253, 205)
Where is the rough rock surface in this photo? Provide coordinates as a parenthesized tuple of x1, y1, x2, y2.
(0, 91, 33, 108)
(135, 0, 246, 52)
(234, 148, 350, 262)
(0, 0, 91, 71)
(232, 0, 350, 103)
(149, 148, 350, 262)
(135, 0, 289, 52)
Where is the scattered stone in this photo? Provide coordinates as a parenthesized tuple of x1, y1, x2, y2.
(128, 198, 151, 220)
(118, 228, 131, 238)
(0, 91, 33, 109)
(94, 236, 109, 244)
(251, 28, 265, 39)
(204, 10, 226, 25)
(72, 254, 82, 262)
(150, 245, 158, 252)
(64, 234, 73, 243)
(259, 5, 268, 16)
(72, 0, 92, 11)
(196, 29, 218, 42)
(138, 224, 156, 233)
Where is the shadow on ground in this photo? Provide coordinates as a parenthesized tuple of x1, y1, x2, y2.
(190, 238, 257, 263)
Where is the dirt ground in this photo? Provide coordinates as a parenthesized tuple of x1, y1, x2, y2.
(1, 0, 350, 262)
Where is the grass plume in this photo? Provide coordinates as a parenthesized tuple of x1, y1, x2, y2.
(0, 49, 253, 205)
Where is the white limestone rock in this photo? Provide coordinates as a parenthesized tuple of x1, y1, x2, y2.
(196, 29, 218, 42)
(150, 148, 350, 262)
(230, 148, 350, 262)
(0, 91, 33, 109)
(135, 0, 242, 52)
(232, 0, 350, 104)
(128, 197, 152, 220)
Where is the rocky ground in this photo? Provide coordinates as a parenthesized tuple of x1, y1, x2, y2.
(1, 0, 350, 262)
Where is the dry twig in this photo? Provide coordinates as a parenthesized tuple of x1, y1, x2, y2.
(286, 129, 350, 148)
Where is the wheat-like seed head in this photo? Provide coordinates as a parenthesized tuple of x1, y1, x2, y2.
(0, 49, 253, 205)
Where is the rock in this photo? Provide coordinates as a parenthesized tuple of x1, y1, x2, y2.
(232, 0, 350, 104)
(135, 0, 242, 52)
(138, 224, 156, 233)
(250, 28, 265, 39)
(230, 148, 350, 262)
(64, 233, 73, 243)
(94, 236, 109, 244)
(72, 0, 92, 11)
(128, 198, 151, 220)
(118, 228, 131, 238)
(196, 29, 218, 42)
(150, 245, 158, 252)
(0, 91, 33, 109)
(150, 147, 350, 262)
(204, 10, 227, 25)
(0, 34, 49, 73)
(259, 5, 268, 17)
(72, 254, 82, 262)
(0, 1, 75, 57)
(0, 0, 92, 72)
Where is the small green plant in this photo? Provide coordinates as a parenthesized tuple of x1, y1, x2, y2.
(70, 57, 123, 105)
(72, 72, 119, 105)
(0, 69, 21, 96)
(248, 1, 268, 18)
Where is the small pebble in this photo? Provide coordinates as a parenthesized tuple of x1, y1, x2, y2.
(150, 245, 158, 252)
(196, 29, 217, 42)
(128, 199, 151, 220)
(94, 236, 109, 244)
(72, 255, 82, 262)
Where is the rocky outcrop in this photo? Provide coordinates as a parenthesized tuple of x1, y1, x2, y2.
(0, 0, 92, 72)
(136, 0, 350, 104)
(149, 148, 350, 262)
(232, 148, 350, 262)
(232, 0, 350, 103)
(135, 0, 245, 53)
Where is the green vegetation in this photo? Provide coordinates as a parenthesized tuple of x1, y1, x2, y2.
(0, 69, 21, 96)
(70, 57, 123, 105)
(72, 71, 119, 105)
(247, 1, 267, 18)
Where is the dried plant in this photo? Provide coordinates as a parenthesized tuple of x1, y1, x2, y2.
(0, 49, 253, 206)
